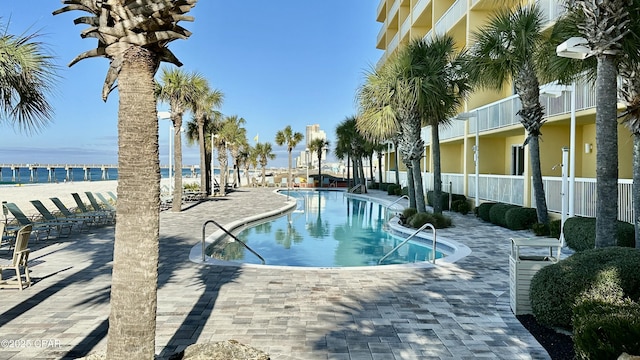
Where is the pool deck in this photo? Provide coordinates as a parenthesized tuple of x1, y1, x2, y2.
(0, 187, 554, 359)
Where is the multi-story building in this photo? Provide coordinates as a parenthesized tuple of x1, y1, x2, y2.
(296, 124, 328, 169)
(375, 0, 633, 222)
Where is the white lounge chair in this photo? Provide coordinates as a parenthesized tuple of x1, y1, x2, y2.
(0, 224, 32, 290)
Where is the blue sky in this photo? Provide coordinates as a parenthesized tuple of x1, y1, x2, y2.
(1, 1, 382, 168)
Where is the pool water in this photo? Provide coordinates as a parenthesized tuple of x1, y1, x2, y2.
(207, 190, 445, 267)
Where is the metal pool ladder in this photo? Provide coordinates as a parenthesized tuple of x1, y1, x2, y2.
(201, 219, 265, 264)
(379, 223, 437, 265)
(384, 195, 409, 224)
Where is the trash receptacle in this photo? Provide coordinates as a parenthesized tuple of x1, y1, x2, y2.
(509, 237, 562, 315)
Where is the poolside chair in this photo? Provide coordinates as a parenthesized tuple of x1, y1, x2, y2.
(30, 200, 87, 233)
(84, 192, 116, 223)
(71, 193, 111, 225)
(94, 193, 116, 212)
(0, 224, 32, 290)
(49, 197, 102, 227)
(3, 202, 70, 240)
(107, 191, 117, 202)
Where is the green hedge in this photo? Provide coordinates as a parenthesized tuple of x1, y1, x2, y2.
(407, 211, 452, 229)
(563, 217, 636, 251)
(477, 202, 496, 222)
(504, 207, 538, 230)
(387, 184, 401, 196)
(573, 297, 640, 360)
(530, 247, 640, 330)
(489, 203, 520, 228)
(426, 191, 466, 211)
(451, 199, 470, 215)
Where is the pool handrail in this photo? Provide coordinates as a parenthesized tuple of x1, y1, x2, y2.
(378, 222, 437, 265)
(202, 219, 266, 264)
(384, 195, 409, 224)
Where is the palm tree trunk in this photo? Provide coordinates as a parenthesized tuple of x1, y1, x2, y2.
(172, 118, 183, 212)
(529, 135, 549, 224)
(432, 125, 443, 214)
(412, 158, 426, 213)
(405, 160, 416, 209)
(377, 153, 383, 185)
(218, 145, 227, 196)
(106, 46, 159, 359)
(595, 55, 619, 248)
(394, 148, 400, 186)
(205, 150, 212, 195)
(288, 150, 293, 188)
(634, 134, 640, 249)
(197, 121, 206, 197)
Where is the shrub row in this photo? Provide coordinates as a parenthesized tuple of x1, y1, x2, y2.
(475, 202, 539, 231)
(530, 247, 640, 359)
(426, 191, 466, 211)
(399, 207, 451, 229)
(563, 216, 635, 251)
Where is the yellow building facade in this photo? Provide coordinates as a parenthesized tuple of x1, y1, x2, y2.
(376, 0, 633, 222)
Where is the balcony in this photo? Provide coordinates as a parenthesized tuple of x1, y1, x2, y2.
(434, 0, 466, 36)
(537, 0, 565, 24)
(412, 0, 431, 20)
(400, 15, 411, 39)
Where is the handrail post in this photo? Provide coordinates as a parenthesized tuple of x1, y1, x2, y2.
(379, 222, 437, 265)
(384, 195, 409, 224)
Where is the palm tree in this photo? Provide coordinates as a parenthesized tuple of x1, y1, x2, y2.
(275, 125, 304, 188)
(219, 115, 247, 188)
(373, 142, 387, 185)
(255, 142, 276, 186)
(308, 138, 330, 186)
(336, 116, 367, 192)
(53, 2, 196, 358)
(189, 81, 224, 196)
(0, 21, 57, 132)
(156, 68, 201, 212)
(468, 4, 549, 224)
(238, 144, 254, 187)
(562, 0, 636, 246)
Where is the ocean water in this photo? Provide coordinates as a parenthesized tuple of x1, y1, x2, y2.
(0, 166, 202, 184)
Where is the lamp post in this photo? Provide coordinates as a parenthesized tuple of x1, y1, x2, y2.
(305, 148, 310, 188)
(456, 111, 480, 207)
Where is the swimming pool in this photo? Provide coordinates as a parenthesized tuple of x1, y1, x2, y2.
(201, 190, 456, 268)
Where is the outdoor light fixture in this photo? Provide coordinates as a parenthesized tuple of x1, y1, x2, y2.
(556, 37, 591, 60)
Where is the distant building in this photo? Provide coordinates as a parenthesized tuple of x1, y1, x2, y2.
(297, 124, 328, 169)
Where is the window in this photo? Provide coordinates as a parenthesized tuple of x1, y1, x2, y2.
(511, 145, 524, 175)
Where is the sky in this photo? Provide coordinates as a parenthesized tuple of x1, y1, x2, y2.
(1, 1, 382, 168)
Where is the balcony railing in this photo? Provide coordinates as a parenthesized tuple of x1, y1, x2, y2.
(434, 0, 466, 36)
(537, 177, 634, 223)
(400, 15, 411, 38)
(537, 0, 565, 24)
(412, 0, 431, 21)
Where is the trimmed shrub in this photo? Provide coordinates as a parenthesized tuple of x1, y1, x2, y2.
(402, 208, 418, 220)
(530, 247, 640, 330)
(427, 191, 466, 211)
(431, 213, 452, 229)
(477, 202, 496, 222)
(489, 203, 520, 228)
(532, 223, 550, 236)
(573, 297, 640, 360)
(564, 217, 636, 251)
(387, 184, 400, 196)
(380, 183, 389, 192)
(457, 201, 470, 215)
(504, 207, 538, 230)
(549, 219, 561, 239)
(400, 186, 408, 196)
(369, 182, 379, 190)
(408, 212, 432, 229)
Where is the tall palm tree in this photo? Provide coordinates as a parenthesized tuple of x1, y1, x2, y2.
(255, 142, 276, 186)
(468, 4, 549, 224)
(275, 125, 304, 188)
(156, 68, 201, 212)
(53, 1, 196, 358)
(308, 138, 330, 186)
(0, 21, 58, 132)
(336, 116, 367, 191)
(220, 115, 247, 188)
(190, 80, 224, 196)
(373, 142, 387, 184)
(238, 144, 254, 187)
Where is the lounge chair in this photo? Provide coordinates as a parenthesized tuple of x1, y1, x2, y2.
(49, 197, 102, 227)
(0, 224, 32, 290)
(84, 192, 116, 223)
(71, 193, 112, 225)
(30, 200, 87, 233)
(3, 202, 71, 240)
(94, 193, 116, 212)
(107, 191, 117, 202)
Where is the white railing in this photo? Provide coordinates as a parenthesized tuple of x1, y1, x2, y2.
(389, 0, 400, 19)
(434, 0, 466, 36)
(400, 15, 411, 38)
(540, 80, 597, 118)
(537, 177, 634, 223)
(423, 29, 433, 41)
(472, 174, 526, 205)
(413, 0, 431, 20)
(388, 32, 400, 55)
(438, 119, 466, 140)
